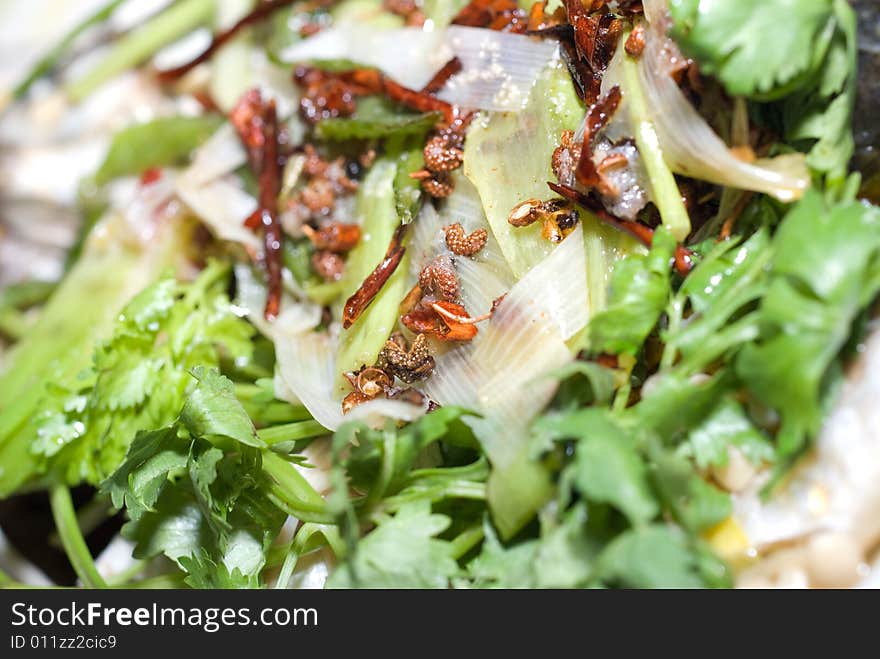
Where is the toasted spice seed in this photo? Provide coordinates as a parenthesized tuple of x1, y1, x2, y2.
(312, 250, 346, 281)
(552, 129, 582, 187)
(624, 23, 646, 57)
(444, 223, 488, 256)
(300, 177, 336, 214)
(356, 367, 393, 397)
(387, 387, 431, 407)
(421, 173, 455, 198)
(508, 198, 545, 227)
(343, 224, 408, 328)
(424, 134, 464, 172)
(377, 333, 436, 384)
(419, 258, 460, 302)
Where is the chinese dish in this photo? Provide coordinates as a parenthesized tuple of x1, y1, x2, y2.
(1, 0, 879, 589)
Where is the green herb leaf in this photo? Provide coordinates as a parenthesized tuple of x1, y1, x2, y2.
(94, 115, 223, 185)
(588, 228, 675, 356)
(180, 368, 264, 449)
(669, 0, 836, 97)
(595, 525, 704, 588)
(327, 503, 459, 588)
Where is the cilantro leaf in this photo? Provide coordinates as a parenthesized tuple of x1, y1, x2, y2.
(94, 115, 223, 185)
(648, 448, 731, 534)
(736, 190, 880, 456)
(32, 262, 256, 486)
(669, 0, 836, 98)
(180, 368, 264, 449)
(595, 525, 704, 588)
(681, 398, 774, 470)
(101, 426, 189, 521)
(538, 409, 658, 525)
(463, 520, 539, 588)
(178, 552, 260, 589)
(588, 228, 675, 356)
(327, 503, 459, 588)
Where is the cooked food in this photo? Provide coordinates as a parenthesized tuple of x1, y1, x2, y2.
(0, 0, 878, 589)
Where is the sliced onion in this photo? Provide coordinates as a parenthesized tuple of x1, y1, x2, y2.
(275, 327, 345, 431)
(605, 0, 809, 202)
(421, 224, 587, 467)
(184, 123, 246, 185)
(436, 26, 561, 112)
(280, 25, 558, 112)
(176, 174, 260, 251)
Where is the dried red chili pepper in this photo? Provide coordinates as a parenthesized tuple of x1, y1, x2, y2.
(624, 23, 646, 57)
(527, 0, 567, 31)
(381, 77, 458, 124)
(231, 89, 285, 320)
(548, 182, 695, 275)
(452, 0, 527, 32)
(420, 57, 463, 95)
(575, 85, 621, 193)
(302, 222, 362, 252)
(157, 0, 298, 81)
(342, 224, 408, 329)
(401, 301, 480, 342)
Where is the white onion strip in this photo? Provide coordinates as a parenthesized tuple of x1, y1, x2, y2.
(280, 25, 559, 112)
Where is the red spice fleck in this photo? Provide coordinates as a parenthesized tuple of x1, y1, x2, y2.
(139, 167, 163, 185)
(312, 250, 346, 282)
